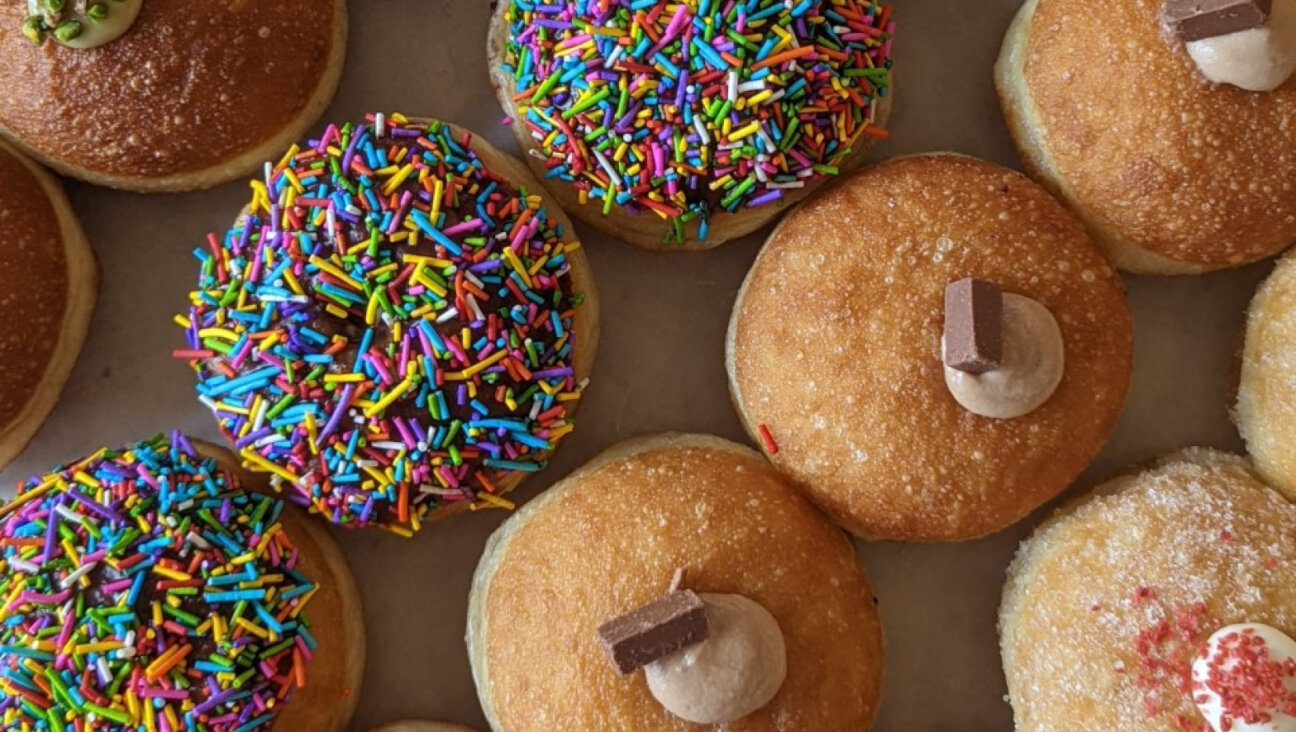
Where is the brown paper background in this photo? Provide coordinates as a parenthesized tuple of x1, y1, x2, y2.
(0, 1, 1272, 729)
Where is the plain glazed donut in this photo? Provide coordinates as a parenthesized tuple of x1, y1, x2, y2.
(0, 136, 96, 471)
(727, 153, 1133, 541)
(0, 0, 347, 192)
(467, 433, 884, 731)
(995, 0, 1296, 274)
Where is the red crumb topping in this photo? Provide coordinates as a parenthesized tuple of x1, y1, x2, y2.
(1133, 601, 1218, 731)
(1220, 530, 1234, 542)
(1194, 627, 1296, 730)
(1134, 586, 1159, 607)
(757, 424, 779, 455)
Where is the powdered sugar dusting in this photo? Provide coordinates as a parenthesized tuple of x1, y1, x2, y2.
(1002, 450, 1296, 731)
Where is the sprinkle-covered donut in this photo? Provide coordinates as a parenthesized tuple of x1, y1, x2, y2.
(488, 0, 896, 249)
(0, 433, 355, 732)
(177, 114, 599, 535)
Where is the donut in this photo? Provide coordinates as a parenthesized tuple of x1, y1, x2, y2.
(0, 433, 365, 732)
(366, 723, 483, 732)
(1000, 449, 1296, 732)
(994, 0, 1296, 274)
(486, 0, 895, 250)
(0, 0, 347, 192)
(727, 153, 1133, 541)
(1236, 247, 1296, 502)
(0, 137, 96, 471)
(467, 433, 884, 731)
(176, 113, 600, 534)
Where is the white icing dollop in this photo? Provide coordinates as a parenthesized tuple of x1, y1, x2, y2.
(644, 593, 786, 725)
(1186, 0, 1296, 92)
(942, 293, 1064, 419)
(1192, 623, 1296, 732)
(27, 0, 143, 49)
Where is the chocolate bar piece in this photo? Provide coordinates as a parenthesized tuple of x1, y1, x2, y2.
(944, 278, 1004, 375)
(1163, 0, 1273, 42)
(597, 590, 711, 674)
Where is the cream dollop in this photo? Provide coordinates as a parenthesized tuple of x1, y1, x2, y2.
(1186, 0, 1296, 92)
(942, 293, 1064, 419)
(1192, 623, 1296, 732)
(644, 593, 786, 724)
(26, 0, 142, 49)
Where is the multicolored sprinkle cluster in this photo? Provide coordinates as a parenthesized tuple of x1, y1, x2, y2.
(502, 0, 895, 243)
(0, 433, 317, 732)
(177, 114, 587, 535)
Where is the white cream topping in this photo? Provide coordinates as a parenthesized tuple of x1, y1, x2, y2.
(1186, 0, 1296, 92)
(27, 0, 142, 49)
(1192, 623, 1296, 732)
(644, 593, 786, 725)
(942, 293, 1064, 419)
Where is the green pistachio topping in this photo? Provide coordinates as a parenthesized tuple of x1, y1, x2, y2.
(52, 19, 81, 43)
(20, 15, 46, 43)
(18, 0, 138, 48)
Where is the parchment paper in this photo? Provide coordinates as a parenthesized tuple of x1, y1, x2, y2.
(0, 1, 1272, 729)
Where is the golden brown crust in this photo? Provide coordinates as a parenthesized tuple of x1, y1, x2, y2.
(485, 3, 892, 251)
(995, 0, 1296, 272)
(0, 138, 96, 470)
(0, 0, 346, 192)
(468, 433, 884, 732)
(727, 153, 1133, 541)
(1237, 248, 1296, 500)
(1000, 449, 1296, 731)
(194, 441, 366, 732)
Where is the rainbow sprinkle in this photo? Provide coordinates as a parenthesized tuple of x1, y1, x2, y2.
(0, 433, 317, 732)
(501, 0, 895, 244)
(177, 114, 588, 534)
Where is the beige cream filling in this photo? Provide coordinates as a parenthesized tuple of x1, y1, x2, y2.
(1186, 0, 1296, 92)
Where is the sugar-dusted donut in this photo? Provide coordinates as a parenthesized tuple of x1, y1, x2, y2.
(1001, 449, 1296, 732)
